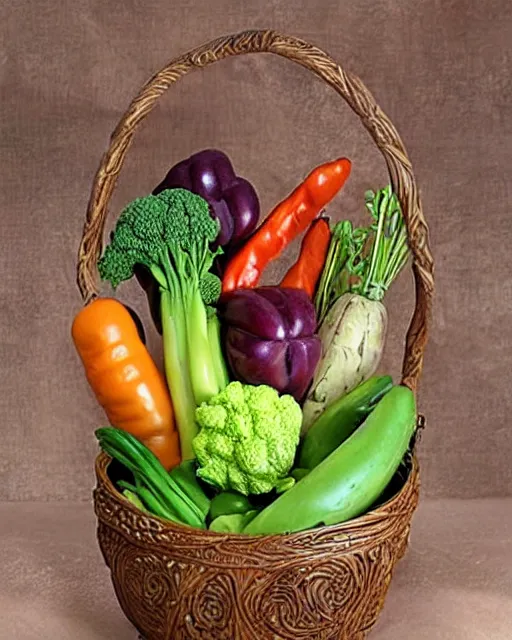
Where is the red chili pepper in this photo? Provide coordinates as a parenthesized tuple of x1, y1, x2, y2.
(222, 158, 352, 293)
(280, 217, 331, 297)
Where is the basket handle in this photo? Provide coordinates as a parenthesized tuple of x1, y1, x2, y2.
(76, 29, 434, 393)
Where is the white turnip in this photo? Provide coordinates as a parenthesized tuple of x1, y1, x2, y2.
(303, 186, 409, 435)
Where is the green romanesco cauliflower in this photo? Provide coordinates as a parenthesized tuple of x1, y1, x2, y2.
(192, 382, 303, 495)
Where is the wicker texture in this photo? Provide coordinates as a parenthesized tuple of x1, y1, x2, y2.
(95, 453, 419, 640)
(78, 29, 434, 640)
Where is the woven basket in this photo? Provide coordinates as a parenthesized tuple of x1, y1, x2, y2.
(77, 29, 434, 640)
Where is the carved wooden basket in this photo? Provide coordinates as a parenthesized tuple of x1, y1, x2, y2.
(77, 29, 434, 640)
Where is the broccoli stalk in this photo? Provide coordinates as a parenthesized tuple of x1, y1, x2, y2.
(206, 308, 230, 391)
(98, 188, 229, 459)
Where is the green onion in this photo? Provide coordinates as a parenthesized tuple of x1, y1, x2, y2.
(95, 427, 210, 528)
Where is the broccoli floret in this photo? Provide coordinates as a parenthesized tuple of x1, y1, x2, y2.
(200, 272, 222, 306)
(98, 188, 230, 460)
(193, 382, 303, 495)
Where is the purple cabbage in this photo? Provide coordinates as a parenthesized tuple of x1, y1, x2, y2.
(219, 287, 321, 402)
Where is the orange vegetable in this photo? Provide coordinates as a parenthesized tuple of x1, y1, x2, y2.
(222, 157, 351, 293)
(280, 217, 331, 297)
(71, 298, 180, 470)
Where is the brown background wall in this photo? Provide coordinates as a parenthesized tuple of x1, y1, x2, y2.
(1, 0, 511, 501)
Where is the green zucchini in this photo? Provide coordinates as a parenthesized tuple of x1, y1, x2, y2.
(244, 385, 416, 536)
(298, 375, 393, 470)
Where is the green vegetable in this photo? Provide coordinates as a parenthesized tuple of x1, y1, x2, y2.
(96, 427, 210, 528)
(244, 385, 417, 535)
(98, 188, 228, 460)
(299, 376, 393, 468)
(275, 477, 296, 493)
(290, 468, 310, 482)
(304, 186, 410, 433)
(192, 381, 303, 495)
(206, 309, 230, 391)
(121, 488, 148, 513)
(209, 491, 253, 520)
(315, 220, 370, 325)
(314, 185, 409, 322)
(169, 459, 210, 521)
(209, 510, 259, 533)
(359, 186, 409, 302)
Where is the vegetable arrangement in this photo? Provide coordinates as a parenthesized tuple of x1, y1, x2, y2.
(97, 188, 228, 459)
(72, 149, 417, 537)
(221, 157, 351, 292)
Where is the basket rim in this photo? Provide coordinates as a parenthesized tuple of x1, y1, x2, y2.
(94, 449, 419, 543)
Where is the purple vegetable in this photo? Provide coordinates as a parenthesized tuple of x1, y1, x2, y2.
(135, 149, 260, 334)
(153, 149, 260, 250)
(219, 287, 321, 402)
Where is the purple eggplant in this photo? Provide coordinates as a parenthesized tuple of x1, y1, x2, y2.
(219, 287, 321, 402)
(136, 149, 260, 334)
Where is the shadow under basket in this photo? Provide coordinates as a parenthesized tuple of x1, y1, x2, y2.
(78, 28, 434, 640)
(94, 449, 420, 640)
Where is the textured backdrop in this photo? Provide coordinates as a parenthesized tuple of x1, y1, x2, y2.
(1, 0, 511, 502)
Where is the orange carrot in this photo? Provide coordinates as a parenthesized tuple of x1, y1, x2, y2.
(71, 298, 180, 470)
(281, 217, 331, 297)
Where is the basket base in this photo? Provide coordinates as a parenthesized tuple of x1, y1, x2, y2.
(95, 450, 419, 640)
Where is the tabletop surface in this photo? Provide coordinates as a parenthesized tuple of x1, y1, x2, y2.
(1, 498, 511, 640)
